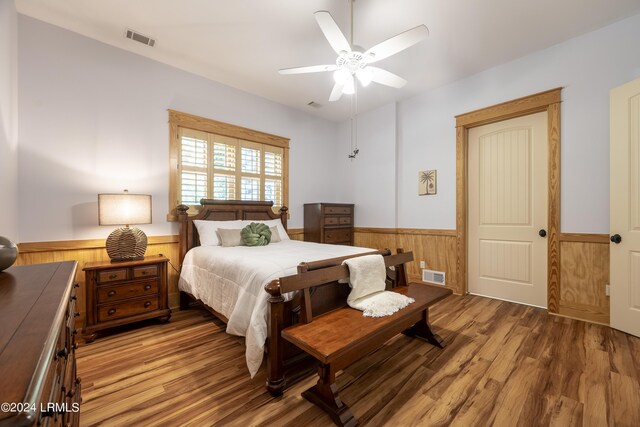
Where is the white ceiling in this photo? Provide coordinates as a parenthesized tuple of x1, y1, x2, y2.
(15, 0, 640, 121)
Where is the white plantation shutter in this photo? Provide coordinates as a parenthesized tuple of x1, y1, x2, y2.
(181, 171, 207, 205)
(241, 177, 260, 200)
(264, 179, 282, 207)
(264, 150, 283, 176)
(264, 146, 283, 208)
(212, 138, 236, 171)
(176, 127, 286, 212)
(169, 111, 288, 219)
(212, 174, 236, 200)
(179, 129, 208, 205)
(241, 146, 261, 174)
(211, 135, 237, 200)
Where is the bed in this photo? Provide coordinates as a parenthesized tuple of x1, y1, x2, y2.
(176, 200, 380, 392)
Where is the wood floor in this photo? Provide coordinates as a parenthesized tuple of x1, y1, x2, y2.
(76, 294, 640, 427)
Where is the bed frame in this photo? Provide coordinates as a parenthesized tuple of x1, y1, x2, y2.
(176, 200, 391, 395)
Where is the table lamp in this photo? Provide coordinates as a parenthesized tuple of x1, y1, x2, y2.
(98, 190, 152, 262)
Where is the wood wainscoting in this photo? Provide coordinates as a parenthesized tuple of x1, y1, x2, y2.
(14, 229, 611, 326)
(354, 228, 611, 325)
(16, 236, 181, 329)
(558, 233, 610, 325)
(354, 228, 460, 295)
(287, 228, 304, 241)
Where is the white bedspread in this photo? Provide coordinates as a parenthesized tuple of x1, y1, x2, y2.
(178, 240, 371, 377)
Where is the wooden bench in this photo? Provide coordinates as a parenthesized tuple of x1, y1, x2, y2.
(266, 251, 452, 426)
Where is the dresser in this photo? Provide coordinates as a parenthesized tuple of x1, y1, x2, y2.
(0, 261, 81, 427)
(303, 203, 354, 245)
(83, 255, 171, 343)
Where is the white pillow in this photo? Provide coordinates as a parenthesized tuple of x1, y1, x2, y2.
(269, 226, 281, 243)
(257, 219, 290, 241)
(193, 220, 244, 246)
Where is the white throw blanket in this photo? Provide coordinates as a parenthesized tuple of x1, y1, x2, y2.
(343, 254, 414, 317)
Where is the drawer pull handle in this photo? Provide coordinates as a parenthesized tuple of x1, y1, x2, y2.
(56, 347, 69, 359)
(71, 295, 77, 301)
(74, 283, 80, 289)
(144, 285, 151, 290)
(74, 312, 80, 317)
(144, 301, 152, 308)
(109, 274, 117, 279)
(72, 342, 78, 350)
(108, 290, 116, 297)
(141, 271, 148, 275)
(108, 308, 116, 315)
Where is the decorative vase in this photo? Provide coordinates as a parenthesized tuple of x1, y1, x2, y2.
(0, 236, 18, 272)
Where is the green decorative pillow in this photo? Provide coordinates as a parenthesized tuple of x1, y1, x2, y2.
(241, 222, 272, 246)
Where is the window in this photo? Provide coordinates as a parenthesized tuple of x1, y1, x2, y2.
(168, 110, 289, 219)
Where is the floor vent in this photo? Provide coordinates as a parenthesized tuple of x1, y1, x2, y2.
(125, 28, 156, 47)
(422, 269, 445, 285)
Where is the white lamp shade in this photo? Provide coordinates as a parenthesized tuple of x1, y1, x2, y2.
(98, 193, 152, 226)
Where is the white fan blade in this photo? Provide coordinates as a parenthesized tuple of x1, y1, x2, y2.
(364, 25, 429, 63)
(279, 64, 337, 75)
(314, 11, 351, 54)
(369, 67, 407, 88)
(329, 82, 345, 102)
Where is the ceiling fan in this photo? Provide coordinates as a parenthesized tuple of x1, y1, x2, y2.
(278, 8, 429, 102)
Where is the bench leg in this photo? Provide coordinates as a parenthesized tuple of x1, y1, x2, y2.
(404, 307, 446, 348)
(302, 363, 356, 427)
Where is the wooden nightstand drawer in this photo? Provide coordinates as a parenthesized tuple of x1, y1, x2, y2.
(324, 217, 339, 225)
(98, 298, 159, 322)
(324, 206, 352, 215)
(98, 280, 158, 303)
(133, 265, 158, 279)
(338, 216, 351, 225)
(98, 269, 127, 283)
(324, 229, 352, 244)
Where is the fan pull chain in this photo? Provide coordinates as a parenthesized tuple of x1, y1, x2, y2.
(348, 77, 359, 159)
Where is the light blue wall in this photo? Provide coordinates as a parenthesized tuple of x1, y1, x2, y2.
(17, 15, 341, 242)
(341, 13, 640, 233)
(0, 0, 18, 241)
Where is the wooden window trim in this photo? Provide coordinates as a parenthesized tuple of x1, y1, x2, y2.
(168, 110, 290, 220)
(454, 88, 562, 310)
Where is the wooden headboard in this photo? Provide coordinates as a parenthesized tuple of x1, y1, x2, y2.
(176, 200, 288, 266)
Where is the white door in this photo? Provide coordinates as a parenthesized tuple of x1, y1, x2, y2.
(610, 77, 640, 337)
(468, 112, 548, 307)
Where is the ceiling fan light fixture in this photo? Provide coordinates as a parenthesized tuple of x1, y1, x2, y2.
(356, 67, 373, 87)
(278, 9, 429, 102)
(342, 76, 355, 95)
(333, 68, 351, 84)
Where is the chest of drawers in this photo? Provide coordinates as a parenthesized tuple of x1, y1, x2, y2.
(303, 203, 354, 245)
(83, 255, 171, 342)
(0, 261, 81, 427)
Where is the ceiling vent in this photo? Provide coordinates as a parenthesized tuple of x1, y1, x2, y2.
(307, 101, 322, 108)
(125, 28, 156, 47)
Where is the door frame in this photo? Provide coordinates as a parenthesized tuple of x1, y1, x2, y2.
(455, 88, 562, 311)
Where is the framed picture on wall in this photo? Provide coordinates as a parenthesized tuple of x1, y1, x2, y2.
(419, 170, 437, 195)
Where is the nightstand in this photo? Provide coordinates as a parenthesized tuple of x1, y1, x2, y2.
(83, 255, 171, 342)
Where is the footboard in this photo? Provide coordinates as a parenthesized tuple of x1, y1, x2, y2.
(264, 249, 411, 396)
